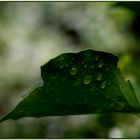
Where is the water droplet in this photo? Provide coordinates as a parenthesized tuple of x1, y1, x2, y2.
(73, 78, 81, 86)
(98, 60, 104, 68)
(83, 75, 92, 84)
(96, 74, 102, 81)
(66, 64, 69, 67)
(82, 61, 84, 64)
(84, 64, 87, 68)
(60, 65, 64, 69)
(70, 67, 77, 75)
(95, 55, 99, 61)
(101, 81, 106, 89)
(90, 64, 95, 69)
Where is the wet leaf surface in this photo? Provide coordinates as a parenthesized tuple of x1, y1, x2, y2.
(0, 49, 139, 122)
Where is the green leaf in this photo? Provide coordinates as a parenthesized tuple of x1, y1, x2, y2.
(0, 49, 139, 122)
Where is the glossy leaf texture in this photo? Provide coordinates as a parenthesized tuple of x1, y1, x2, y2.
(0, 49, 140, 123)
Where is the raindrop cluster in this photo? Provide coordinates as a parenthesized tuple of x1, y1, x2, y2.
(95, 55, 99, 61)
(59, 54, 108, 90)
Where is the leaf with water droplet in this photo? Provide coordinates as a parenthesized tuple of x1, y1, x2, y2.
(0, 49, 140, 123)
(96, 74, 102, 81)
(101, 81, 107, 89)
(70, 67, 77, 75)
(95, 55, 99, 61)
(98, 60, 104, 68)
(84, 64, 87, 68)
(83, 75, 92, 84)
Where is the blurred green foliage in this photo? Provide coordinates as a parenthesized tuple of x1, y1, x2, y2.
(0, 1, 140, 138)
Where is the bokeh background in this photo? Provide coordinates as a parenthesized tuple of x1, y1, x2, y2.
(0, 2, 140, 138)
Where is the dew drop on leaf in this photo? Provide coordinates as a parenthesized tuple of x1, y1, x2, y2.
(101, 81, 107, 89)
(70, 67, 77, 75)
(83, 75, 92, 84)
(84, 64, 87, 68)
(60, 65, 64, 69)
(66, 64, 69, 67)
(82, 61, 84, 64)
(96, 74, 102, 81)
(98, 60, 104, 68)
